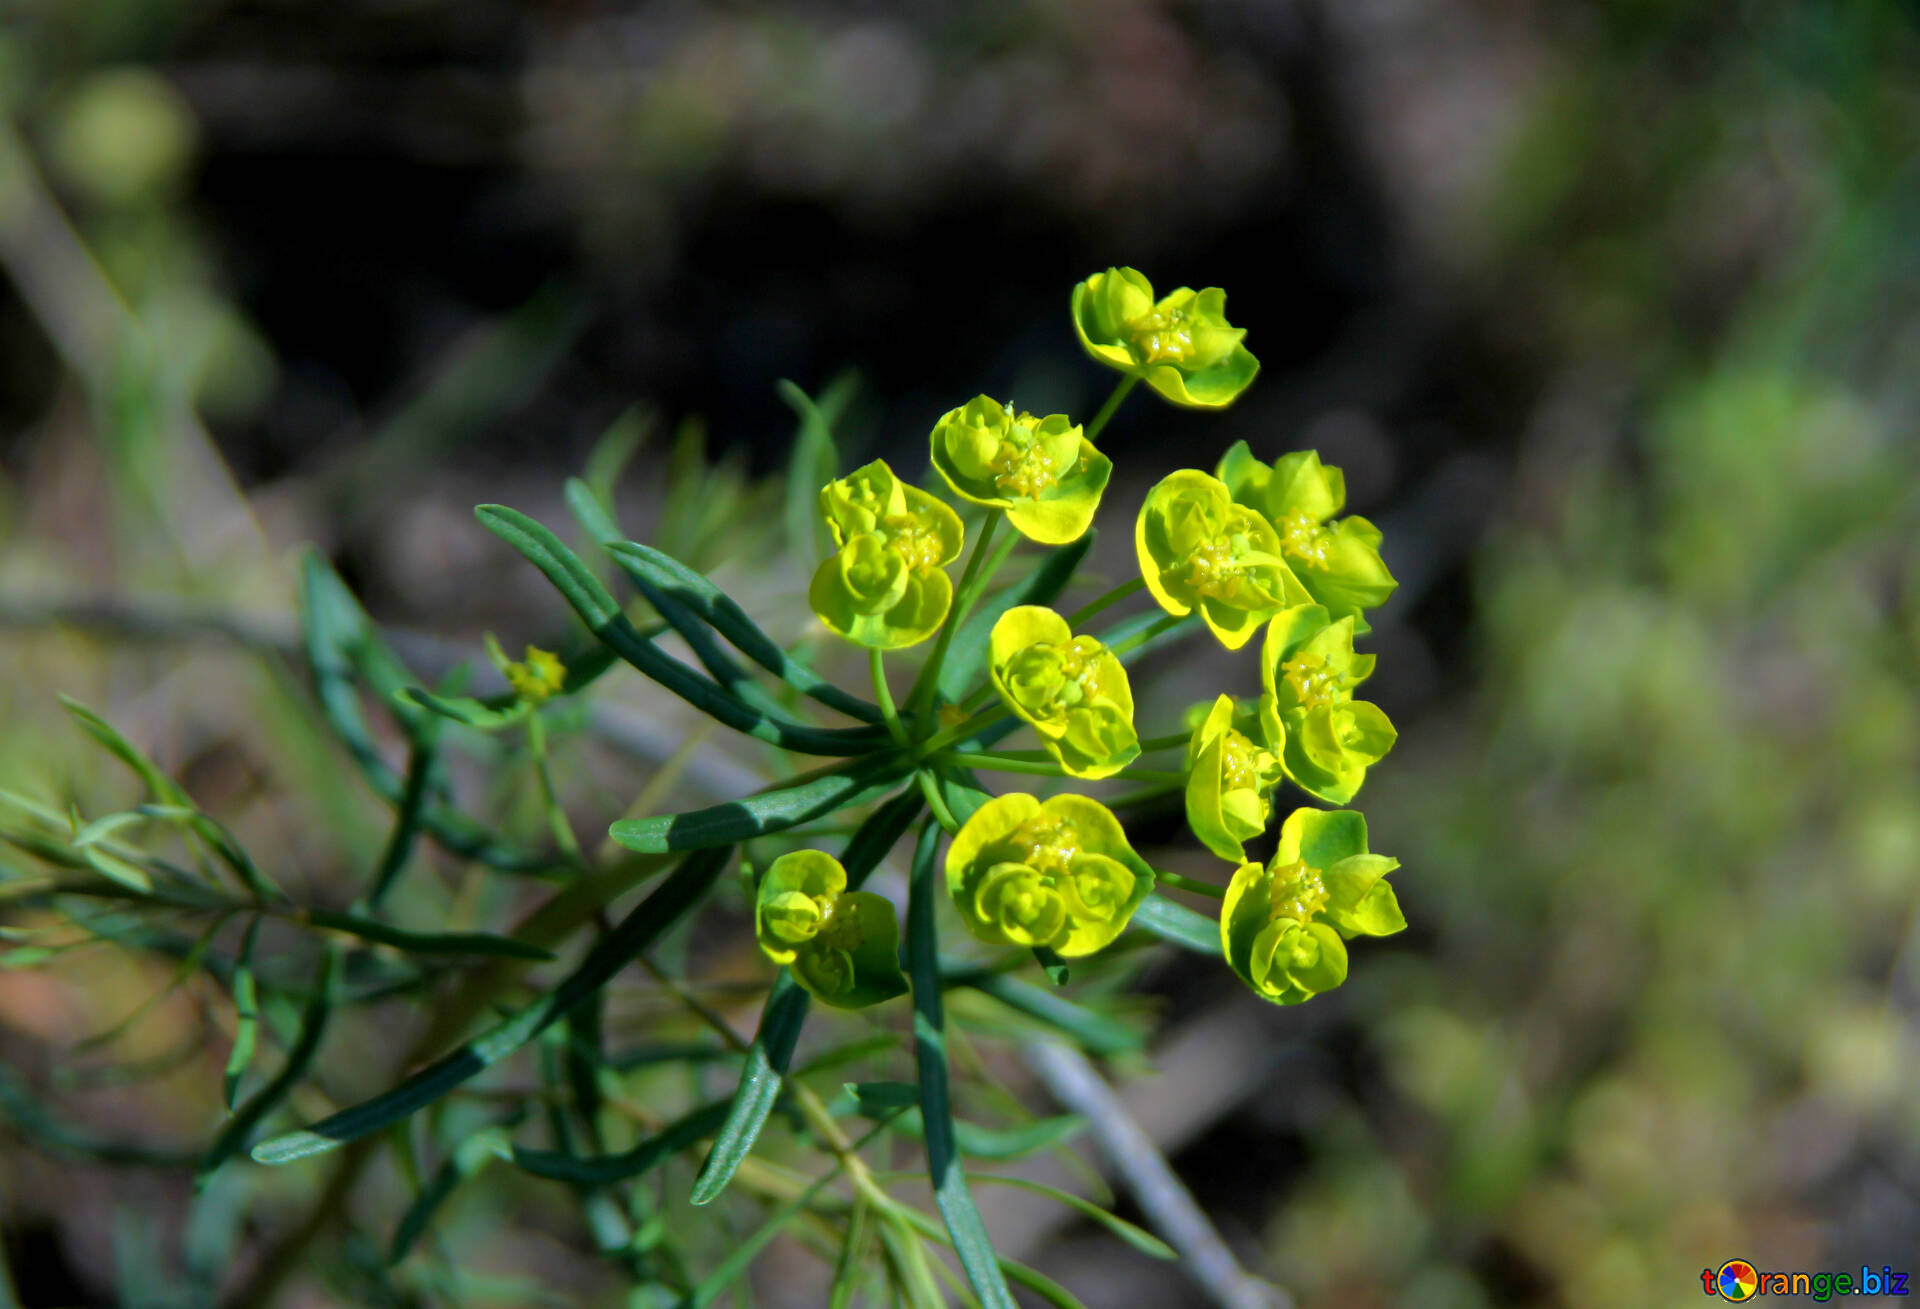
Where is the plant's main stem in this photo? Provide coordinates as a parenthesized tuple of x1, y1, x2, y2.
(1064, 576, 1145, 630)
(1083, 375, 1138, 443)
(871, 650, 911, 749)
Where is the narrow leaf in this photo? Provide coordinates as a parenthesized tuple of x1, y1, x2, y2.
(906, 820, 1017, 1309)
(965, 1175, 1177, 1259)
(947, 970, 1142, 1056)
(688, 972, 808, 1205)
(389, 1123, 516, 1263)
(512, 1100, 731, 1186)
(477, 505, 887, 756)
(605, 540, 881, 724)
(778, 374, 855, 566)
(872, 1108, 1087, 1161)
(608, 759, 907, 854)
(252, 846, 730, 1165)
(201, 944, 340, 1178)
(223, 919, 260, 1109)
(1130, 893, 1222, 956)
(302, 909, 556, 961)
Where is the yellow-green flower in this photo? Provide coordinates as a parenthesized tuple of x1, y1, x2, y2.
(1184, 694, 1283, 863)
(1258, 606, 1396, 805)
(929, 396, 1111, 545)
(1071, 267, 1260, 409)
(809, 459, 964, 649)
(754, 850, 909, 1009)
(485, 635, 567, 705)
(989, 606, 1139, 779)
(945, 793, 1154, 957)
(1221, 807, 1404, 1006)
(1217, 442, 1396, 631)
(1135, 469, 1311, 650)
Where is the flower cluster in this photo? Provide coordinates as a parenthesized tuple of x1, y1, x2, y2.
(754, 850, 908, 1008)
(743, 268, 1408, 1011)
(809, 459, 964, 649)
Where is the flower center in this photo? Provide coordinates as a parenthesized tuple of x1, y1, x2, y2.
(1008, 815, 1080, 878)
(1267, 859, 1328, 925)
(1127, 303, 1200, 367)
(1277, 510, 1333, 565)
(1281, 651, 1349, 710)
(1181, 530, 1260, 601)
(1219, 729, 1271, 793)
(992, 419, 1062, 499)
(883, 515, 945, 571)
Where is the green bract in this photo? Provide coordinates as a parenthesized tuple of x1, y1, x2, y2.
(945, 793, 1154, 957)
(754, 850, 908, 1009)
(1184, 694, 1283, 863)
(1135, 469, 1311, 650)
(809, 459, 965, 649)
(988, 605, 1139, 779)
(1221, 808, 1404, 1006)
(1258, 606, 1397, 806)
(1217, 442, 1396, 631)
(1071, 267, 1260, 409)
(929, 395, 1111, 545)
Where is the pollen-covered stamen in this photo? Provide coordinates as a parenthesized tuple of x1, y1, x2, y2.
(1277, 510, 1333, 565)
(1281, 651, 1349, 709)
(992, 417, 1063, 499)
(1127, 304, 1199, 366)
(1009, 815, 1080, 878)
(1025, 637, 1103, 712)
(883, 515, 946, 571)
(1181, 536, 1250, 601)
(1267, 859, 1328, 925)
(1219, 729, 1271, 794)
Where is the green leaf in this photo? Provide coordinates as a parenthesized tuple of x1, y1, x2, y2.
(609, 759, 908, 854)
(570, 480, 797, 723)
(965, 1175, 1176, 1259)
(870, 1108, 1087, 1161)
(688, 972, 808, 1205)
(891, 1205, 1091, 1309)
(905, 820, 1017, 1309)
(59, 697, 185, 806)
(202, 944, 340, 1178)
(389, 1123, 516, 1263)
(845, 1080, 920, 1113)
(1130, 893, 1222, 956)
(251, 846, 730, 1165)
(779, 374, 855, 566)
(477, 504, 888, 756)
(512, 1099, 732, 1186)
(946, 970, 1142, 1057)
(298, 551, 546, 872)
(223, 918, 260, 1109)
(839, 789, 924, 890)
(395, 689, 528, 731)
(605, 539, 881, 724)
(935, 535, 1094, 702)
(301, 909, 556, 961)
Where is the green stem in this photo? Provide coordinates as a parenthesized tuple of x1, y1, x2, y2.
(1108, 613, 1181, 659)
(914, 709, 1012, 759)
(1103, 783, 1184, 809)
(907, 512, 1002, 715)
(938, 751, 1068, 778)
(1155, 870, 1226, 899)
(916, 771, 960, 834)
(871, 650, 911, 749)
(1064, 576, 1145, 630)
(1083, 375, 1138, 443)
(1136, 732, 1191, 753)
(527, 712, 583, 867)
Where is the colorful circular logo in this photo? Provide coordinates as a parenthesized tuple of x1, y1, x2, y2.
(1718, 1261, 1759, 1301)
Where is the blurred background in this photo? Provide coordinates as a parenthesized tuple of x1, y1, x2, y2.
(1, 0, 1918, 1306)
